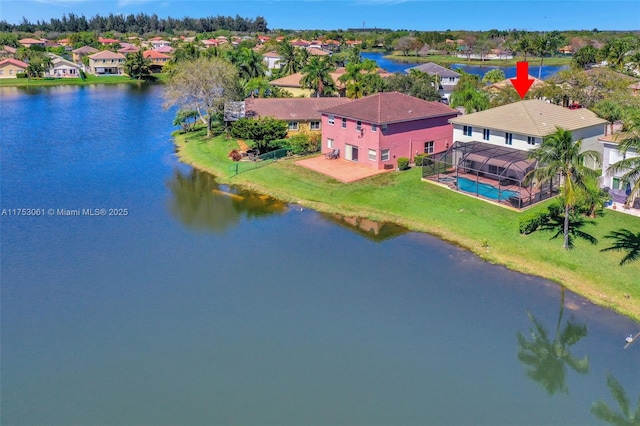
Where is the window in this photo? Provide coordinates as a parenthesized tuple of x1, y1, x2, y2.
(424, 141, 434, 154)
(381, 149, 390, 161)
(463, 125, 472, 136)
(505, 132, 513, 145)
(371, 124, 377, 132)
(381, 124, 387, 133)
(356, 121, 362, 131)
(288, 121, 299, 131)
(449, 77, 455, 82)
(327, 138, 334, 149)
(328, 115, 335, 125)
(612, 177, 620, 190)
(341, 117, 347, 128)
(368, 149, 376, 161)
(483, 129, 490, 140)
(0, 70, 4, 75)
(310, 121, 320, 130)
(527, 136, 536, 145)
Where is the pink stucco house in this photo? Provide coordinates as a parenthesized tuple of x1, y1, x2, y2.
(319, 92, 459, 169)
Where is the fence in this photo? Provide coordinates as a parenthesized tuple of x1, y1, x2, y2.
(228, 148, 290, 177)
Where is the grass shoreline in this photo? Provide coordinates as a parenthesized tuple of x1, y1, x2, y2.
(383, 54, 573, 67)
(173, 130, 640, 323)
(0, 74, 168, 87)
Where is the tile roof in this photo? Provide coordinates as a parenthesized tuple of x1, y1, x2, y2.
(143, 50, 171, 59)
(485, 75, 545, 92)
(19, 38, 44, 44)
(320, 92, 460, 124)
(269, 72, 305, 88)
(263, 51, 283, 58)
(0, 58, 28, 68)
(72, 46, 99, 54)
(449, 99, 607, 137)
(3, 45, 17, 54)
(245, 97, 352, 121)
(306, 47, 330, 56)
(118, 46, 140, 53)
(405, 62, 461, 78)
(88, 50, 126, 60)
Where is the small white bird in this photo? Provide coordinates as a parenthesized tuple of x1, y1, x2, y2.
(626, 335, 634, 343)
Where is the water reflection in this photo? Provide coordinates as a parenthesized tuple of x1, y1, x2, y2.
(320, 213, 407, 242)
(592, 372, 640, 425)
(517, 288, 589, 395)
(167, 168, 287, 232)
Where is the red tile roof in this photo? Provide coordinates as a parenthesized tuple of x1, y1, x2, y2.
(0, 58, 28, 68)
(88, 50, 126, 60)
(320, 92, 459, 124)
(245, 97, 352, 121)
(143, 50, 171, 59)
(98, 37, 120, 44)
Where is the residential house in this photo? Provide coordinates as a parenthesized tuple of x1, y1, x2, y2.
(319, 92, 460, 169)
(306, 47, 330, 56)
(19, 38, 45, 48)
(0, 58, 28, 78)
(405, 62, 461, 102)
(262, 51, 283, 75)
(98, 37, 120, 46)
(1, 45, 17, 59)
(88, 50, 126, 75)
(269, 72, 314, 97)
(118, 45, 140, 54)
(72, 46, 99, 64)
(150, 39, 171, 50)
(143, 50, 171, 72)
(599, 134, 639, 206)
(484, 75, 545, 94)
(244, 97, 352, 136)
(46, 56, 82, 77)
(257, 35, 270, 44)
(449, 99, 607, 168)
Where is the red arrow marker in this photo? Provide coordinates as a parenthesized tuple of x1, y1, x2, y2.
(510, 62, 535, 99)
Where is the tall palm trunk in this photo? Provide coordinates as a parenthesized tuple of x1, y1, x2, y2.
(563, 203, 570, 249)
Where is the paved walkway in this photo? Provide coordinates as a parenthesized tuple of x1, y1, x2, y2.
(295, 155, 392, 183)
(607, 202, 640, 218)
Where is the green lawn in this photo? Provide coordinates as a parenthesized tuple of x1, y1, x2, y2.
(0, 73, 168, 87)
(176, 130, 640, 321)
(384, 54, 573, 67)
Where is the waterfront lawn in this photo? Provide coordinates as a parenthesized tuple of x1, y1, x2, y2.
(384, 54, 573, 67)
(176, 131, 640, 320)
(0, 73, 168, 87)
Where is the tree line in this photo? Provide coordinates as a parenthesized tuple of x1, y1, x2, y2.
(0, 13, 268, 35)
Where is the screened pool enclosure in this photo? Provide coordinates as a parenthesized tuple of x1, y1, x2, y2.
(422, 141, 558, 209)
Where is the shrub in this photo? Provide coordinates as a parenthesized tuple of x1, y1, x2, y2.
(519, 210, 550, 234)
(230, 117, 288, 153)
(228, 149, 242, 161)
(283, 132, 321, 155)
(397, 157, 410, 170)
(16, 72, 27, 79)
(414, 153, 433, 166)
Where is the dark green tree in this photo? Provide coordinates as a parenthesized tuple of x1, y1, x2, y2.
(124, 51, 151, 80)
(300, 56, 336, 97)
(525, 127, 601, 249)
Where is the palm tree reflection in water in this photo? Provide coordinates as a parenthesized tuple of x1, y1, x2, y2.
(517, 288, 589, 395)
(592, 372, 640, 426)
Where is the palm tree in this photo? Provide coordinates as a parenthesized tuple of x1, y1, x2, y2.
(537, 203, 598, 248)
(591, 372, 640, 425)
(277, 43, 301, 76)
(338, 59, 378, 99)
(449, 86, 490, 113)
(601, 229, 640, 266)
(593, 100, 623, 136)
(517, 288, 589, 395)
(124, 51, 151, 80)
(608, 111, 640, 203)
(526, 127, 601, 249)
(300, 56, 336, 97)
(532, 31, 565, 79)
(226, 47, 265, 82)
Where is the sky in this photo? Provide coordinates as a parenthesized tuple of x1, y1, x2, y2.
(0, 0, 639, 31)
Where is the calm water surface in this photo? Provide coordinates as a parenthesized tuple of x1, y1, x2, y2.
(362, 52, 568, 79)
(0, 85, 638, 425)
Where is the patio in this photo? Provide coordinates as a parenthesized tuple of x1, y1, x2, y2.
(296, 154, 391, 183)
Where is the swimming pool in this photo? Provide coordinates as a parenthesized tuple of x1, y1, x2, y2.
(456, 177, 518, 201)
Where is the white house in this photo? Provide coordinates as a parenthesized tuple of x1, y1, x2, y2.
(405, 62, 461, 102)
(262, 51, 283, 76)
(449, 99, 608, 168)
(600, 134, 639, 204)
(46, 57, 82, 78)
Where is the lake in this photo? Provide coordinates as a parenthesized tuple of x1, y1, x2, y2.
(362, 52, 568, 79)
(0, 84, 638, 425)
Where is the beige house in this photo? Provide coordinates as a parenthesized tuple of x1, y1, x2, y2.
(143, 50, 171, 72)
(72, 46, 99, 64)
(0, 58, 28, 78)
(46, 57, 82, 78)
(88, 50, 126, 75)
